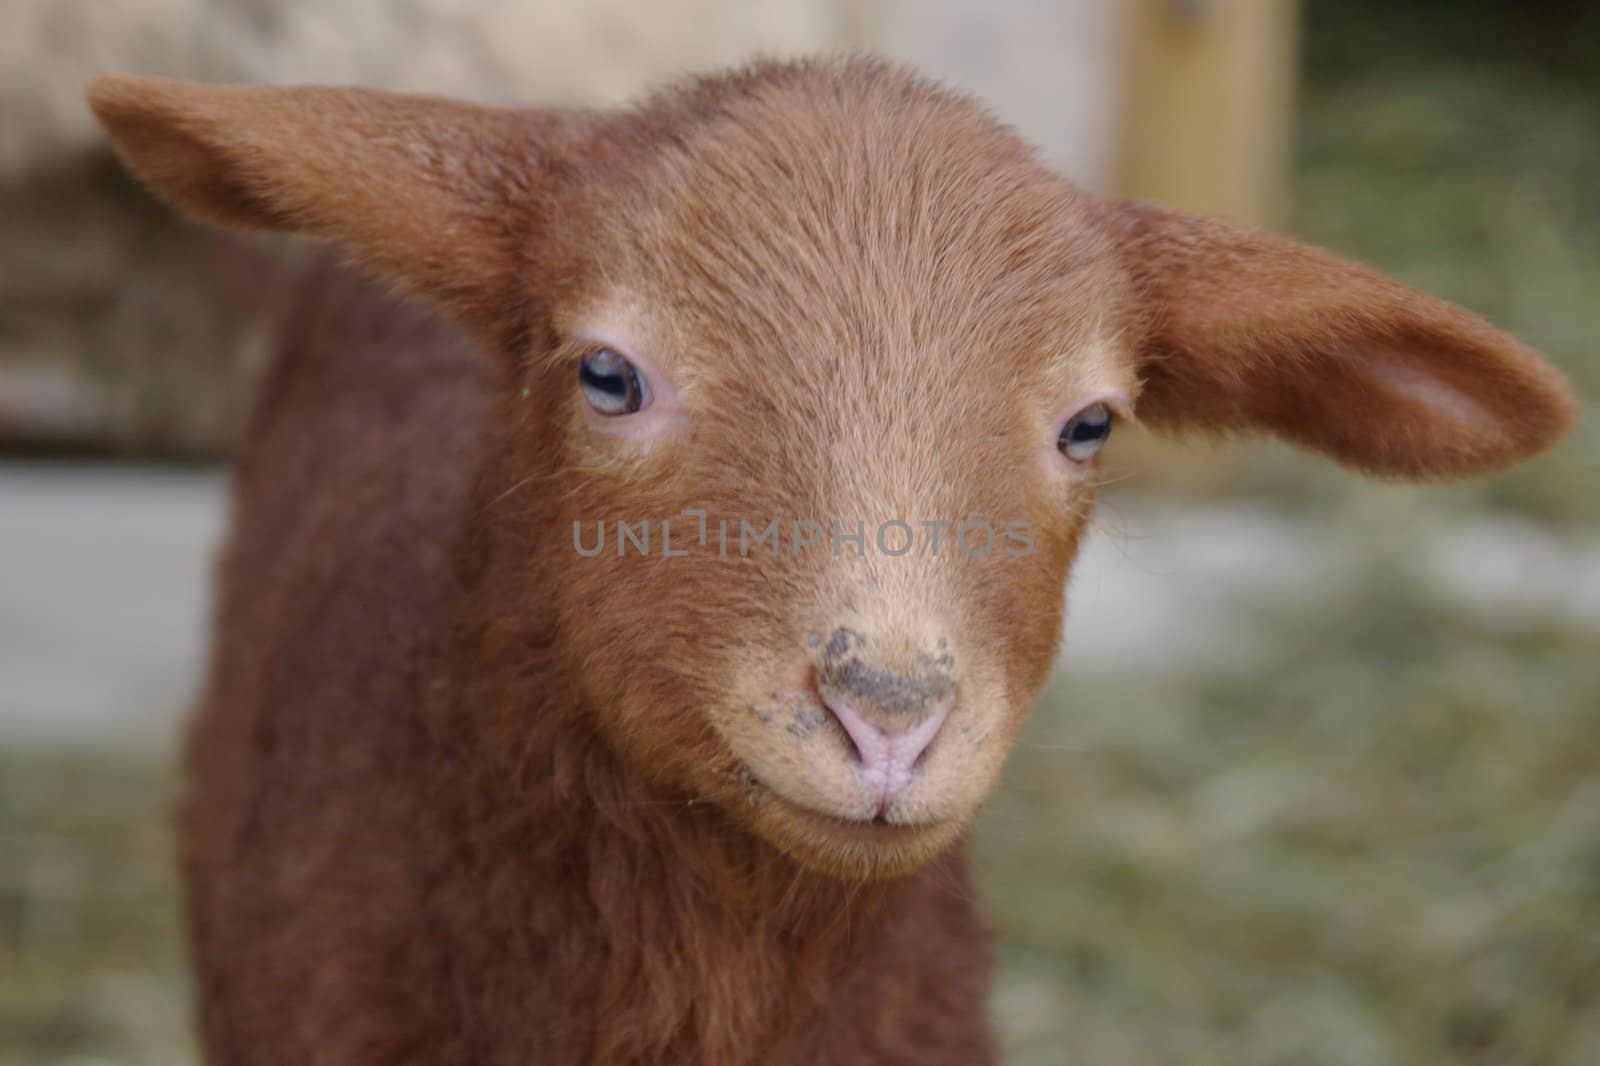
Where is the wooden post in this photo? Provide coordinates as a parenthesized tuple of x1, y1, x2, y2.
(1116, 0, 1300, 227)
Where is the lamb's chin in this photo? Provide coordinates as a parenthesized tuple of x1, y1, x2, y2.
(743, 786, 968, 882)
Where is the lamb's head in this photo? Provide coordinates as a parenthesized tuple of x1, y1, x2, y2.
(89, 59, 1576, 879)
(528, 71, 1141, 877)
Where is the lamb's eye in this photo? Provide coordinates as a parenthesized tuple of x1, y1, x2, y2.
(578, 348, 647, 416)
(1058, 403, 1113, 462)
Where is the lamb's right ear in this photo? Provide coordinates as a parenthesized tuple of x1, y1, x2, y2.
(86, 75, 581, 346)
(1107, 199, 1578, 479)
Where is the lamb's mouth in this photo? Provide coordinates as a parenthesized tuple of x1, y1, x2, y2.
(745, 772, 953, 837)
(741, 781, 966, 879)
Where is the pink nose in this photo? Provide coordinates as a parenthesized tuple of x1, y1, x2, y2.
(812, 627, 959, 811)
(821, 691, 953, 810)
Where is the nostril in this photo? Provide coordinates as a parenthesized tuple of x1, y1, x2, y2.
(910, 716, 943, 771)
(895, 695, 952, 770)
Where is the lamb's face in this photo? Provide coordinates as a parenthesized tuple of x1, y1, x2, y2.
(543, 86, 1138, 879)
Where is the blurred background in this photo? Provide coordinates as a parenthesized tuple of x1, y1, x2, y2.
(1, 1, 1596, 1063)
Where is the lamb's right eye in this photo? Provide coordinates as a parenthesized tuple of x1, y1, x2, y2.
(1058, 402, 1113, 462)
(578, 348, 647, 416)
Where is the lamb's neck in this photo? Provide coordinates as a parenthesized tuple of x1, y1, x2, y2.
(458, 656, 940, 1062)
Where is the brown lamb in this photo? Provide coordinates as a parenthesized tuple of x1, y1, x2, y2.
(86, 58, 1575, 1065)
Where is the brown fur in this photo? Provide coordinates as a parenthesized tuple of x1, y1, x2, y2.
(86, 57, 1575, 1064)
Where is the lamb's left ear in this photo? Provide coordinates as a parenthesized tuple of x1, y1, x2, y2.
(87, 75, 587, 348)
(1107, 199, 1578, 479)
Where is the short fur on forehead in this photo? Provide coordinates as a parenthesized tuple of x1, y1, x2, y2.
(549, 58, 1131, 391)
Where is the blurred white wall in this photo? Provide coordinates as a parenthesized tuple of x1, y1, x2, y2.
(869, 0, 1120, 186)
(3, 0, 1120, 186)
(482, 0, 1123, 187)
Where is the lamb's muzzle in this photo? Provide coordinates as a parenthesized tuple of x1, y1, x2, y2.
(813, 625, 958, 816)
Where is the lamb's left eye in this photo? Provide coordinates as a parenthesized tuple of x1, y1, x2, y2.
(1058, 403, 1113, 462)
(578, 348, 647, 416)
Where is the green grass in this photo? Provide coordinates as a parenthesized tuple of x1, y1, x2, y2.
(0, 756, 190, 1066)
(978, 571, 1600, 1065)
